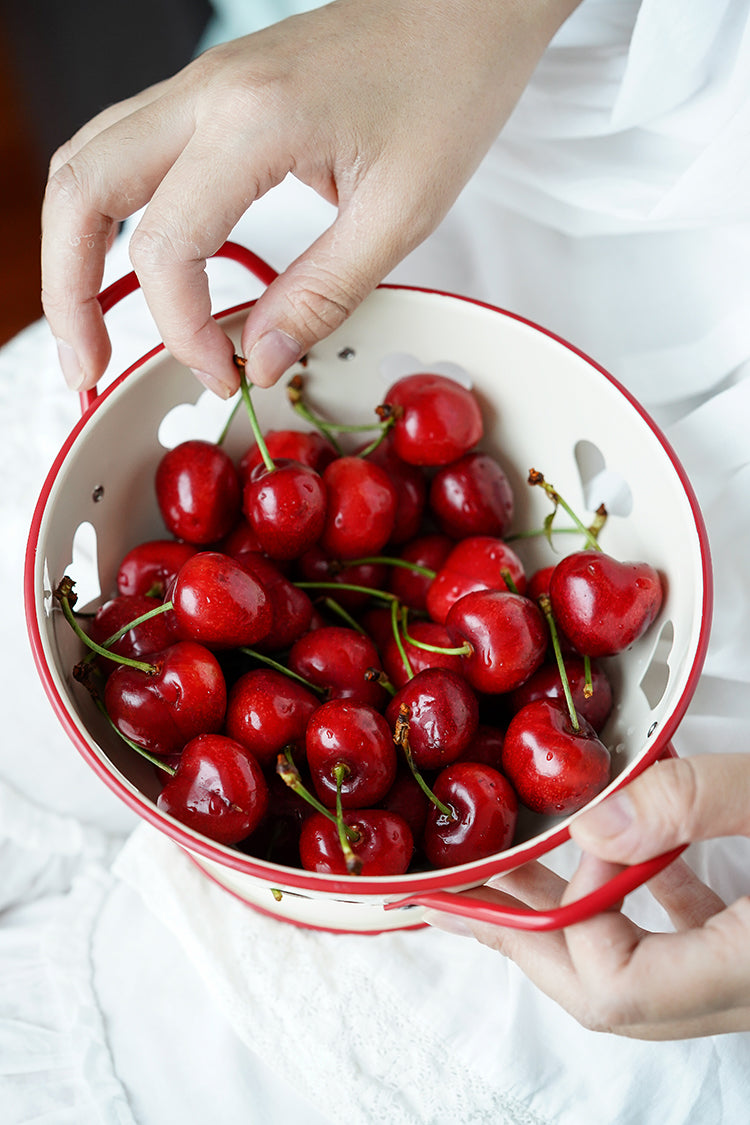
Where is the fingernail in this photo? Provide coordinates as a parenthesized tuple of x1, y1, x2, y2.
(56, 338, 85, 391)
(246, 329, 301, 387)
(575, 791, 635, 840)
(422, 910, 473, 938)
(191, 369, 236, 400)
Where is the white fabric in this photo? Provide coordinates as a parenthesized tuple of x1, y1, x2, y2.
(4, 0, 750, 1121)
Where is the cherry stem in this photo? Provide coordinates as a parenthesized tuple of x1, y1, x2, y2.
(334, 763, 362, 875)
(583, 654, 594, 700)
(391, 598, 414, 681)
(320, 597, 367, 634)
(364, 667, 396, 696)
(54, 578, 157, 675)
(93, 696, 176, 775)
(342, 556, 437, 579)
(393, 704, 455, 820)
(79, 600, 175, 667)
(500, 568, 520, 595)
(294, 581, 399, 604)
(527, 470, 603, 551)
(275, 750, 360, 847)
(287, 374, 394, 451)
(239, 647, 326, 695)
(236, 358, 276, 474)
(216, 395, 243, 447)
(537, 594, 581, 732)
(399, 607, 471, 657)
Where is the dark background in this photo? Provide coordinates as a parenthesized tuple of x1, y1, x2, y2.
(0, 0, 212, 344)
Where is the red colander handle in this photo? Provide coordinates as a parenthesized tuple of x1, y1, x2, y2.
(79, 241, 279, 414)
(383, 844, 687, 932)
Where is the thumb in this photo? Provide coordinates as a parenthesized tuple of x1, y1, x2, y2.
(239, 196, 422, 388)
(569, 753, 750, 864)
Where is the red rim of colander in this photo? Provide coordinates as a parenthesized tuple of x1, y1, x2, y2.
(24, 284, 714, 898)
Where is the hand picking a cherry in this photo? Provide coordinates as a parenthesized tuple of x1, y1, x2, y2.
(56, 366, 665, 879)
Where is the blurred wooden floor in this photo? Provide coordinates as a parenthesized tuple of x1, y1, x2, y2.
(0, 28, 45, 346)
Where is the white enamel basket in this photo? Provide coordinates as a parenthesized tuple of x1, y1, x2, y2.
(25, 243, 712, 933)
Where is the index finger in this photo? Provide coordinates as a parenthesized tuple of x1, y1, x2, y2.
(41, 95, 190, 390)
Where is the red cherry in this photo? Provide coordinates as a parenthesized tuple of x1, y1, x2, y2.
(218, 517, 264, 560)
(501, 698, 611, 816)
(429, 451, 514, 539)
(318, 456, 397, 560)
(527, 565, 555, 603)
(170, 552, 272, 649)
(445, 588, 547, 694)
(224, 668, 320, 769)
(453, 722, 506, 768)
(384, 373, 483, 466)
(299, 809, 413, 875)
(509, 657, 613, 732)
(387, 534, 453, 612)
(239, 429, 337, 481)
(306, 699, 397, 808)
(88, 594, 178, 673)
(116, 539, 198, 598)
(235, 551, 314, 651)
(155, 440, 241, 544)
(378, 769, 431, 842)
(549, 550, 664, 657)
(426, 536, 526, 625)
(104, 641, 227, 756)
(386, 668, 479, 770)
(288, 626, 387, 708)
(242, 458, 327, 561)
(156, 733, 268, 845)
(361, 434, 427, 545)
(422, 762, 518, 868)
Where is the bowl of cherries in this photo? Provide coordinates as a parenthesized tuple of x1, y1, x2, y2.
(25, 243, 712, 933)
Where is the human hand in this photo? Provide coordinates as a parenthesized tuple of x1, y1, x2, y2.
(425, 754, 750, 1039)
(41, 0, 580, 398)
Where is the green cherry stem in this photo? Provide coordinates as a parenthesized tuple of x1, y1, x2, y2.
(93, 696, 176, 775)
(79, 600, 176, 667)
(276, 749, 360, 850)
(239, 647, 327, 695)
(399, 606, 470, 657)
(500, 568, 520, 596)
(294, 581, 399, 604)
(236, 357, 276, 473)
(320, 597, 367, 634)
(527, 469, 604, 552)
(393, 704, 455, 820)
(334, 763, 363, 875)
(538, 594, 581, 732)
(391, 598, 414, 681)
(343, 556, 437, 579)
(216, 395, 243, 446)
(54, 578, 157, 675)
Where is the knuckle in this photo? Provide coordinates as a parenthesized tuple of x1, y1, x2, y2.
(639, 758, 700, 842)
(288, 269, 365, 340)
(128, 224, 188, 275)
(44, 159, 86, 213)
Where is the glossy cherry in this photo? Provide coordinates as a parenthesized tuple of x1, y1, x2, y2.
(242, 457, 327, 561)
(235, 551, 314, 651)
(386, 668, 479, 770)
(429, 451, 514, 539)
(361, 434, 427, 545)
(318, 456, 397, 560)
(384, 373, 483, 466)
(155, 439, 241, 544)
(549, 549, 664, 657)
(116, 539, 197, 598)
(299, 809, 414, 875)
(170, 551, 272, 649)
(426, 535, 526, 625)
(509, 656, 613, 732)
(422, 762, 518, 868)
(381, 619, 465, 690)
(445, 588, 547, 694)
(88, 593, 178, 671)
(306, 699, 397, 808)
(239, 428, 337, 481)
(156, 733, 268, 845)
(104, 640, 227, 756)
(288, 626, 387, 708)
(501, 698, 611, 816)
(224, 668, 320, 769)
